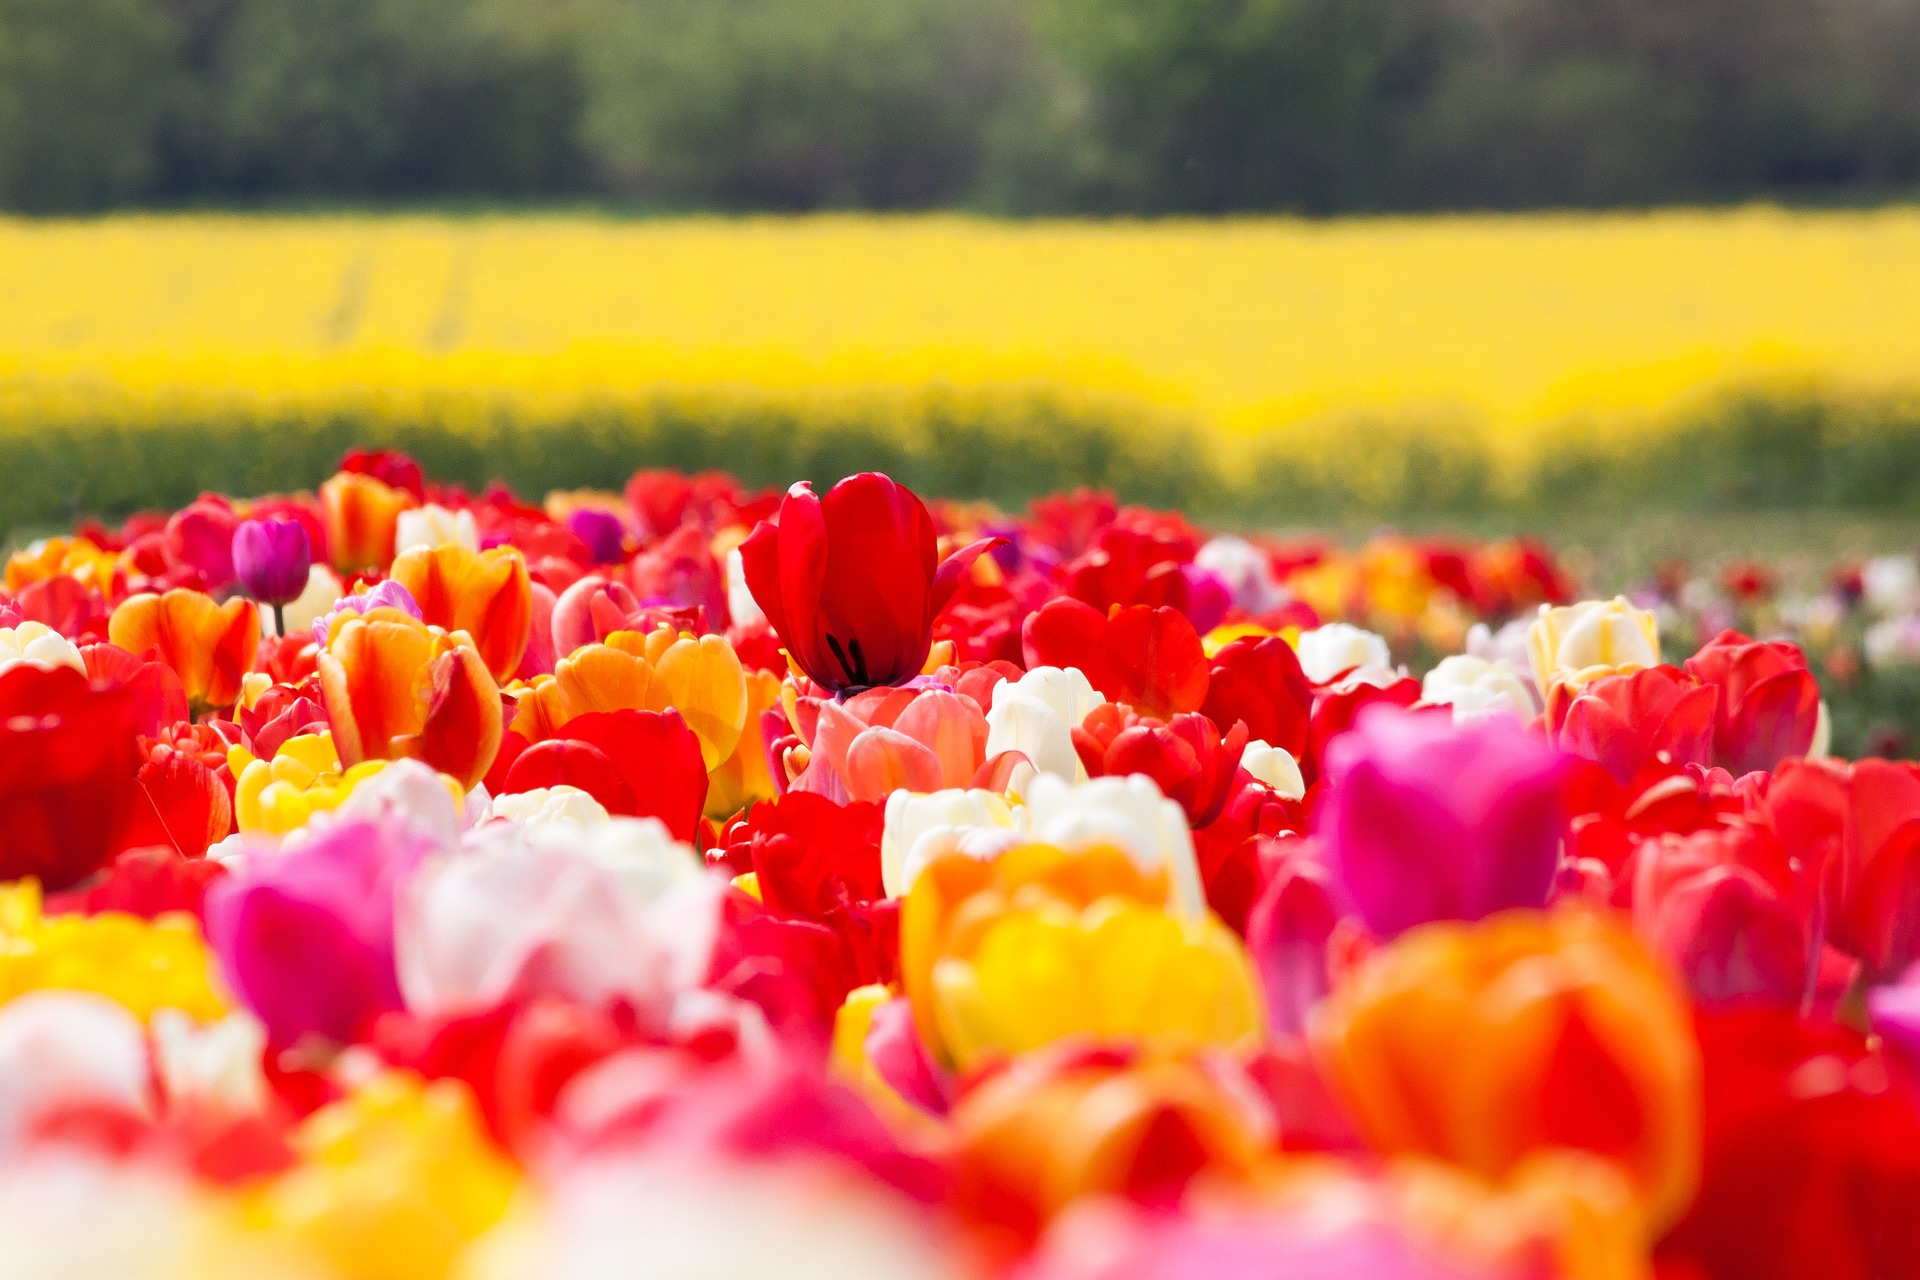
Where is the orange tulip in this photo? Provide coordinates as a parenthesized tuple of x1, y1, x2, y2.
(950, 1046, 1271, 1251)
(320, 472, 416, 573)
(510, 626, 748, 771)
(1311, 908, 1701, 1238)
(5, 536, 122, 596)
(108, 588, 260, 713)
(390, 543, 533, 681)
(705, 667, 783, 819)
(316, 607, 502, 790)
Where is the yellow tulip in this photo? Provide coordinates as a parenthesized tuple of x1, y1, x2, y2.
(1529, 596, 1661, 695)
(248, 1073, 517, 1280)
(0, 880, 227, 1021)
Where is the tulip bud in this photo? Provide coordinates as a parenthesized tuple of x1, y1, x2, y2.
(231, 519, 314, 631)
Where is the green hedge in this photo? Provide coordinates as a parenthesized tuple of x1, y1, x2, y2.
(7, 386, 1920, 534)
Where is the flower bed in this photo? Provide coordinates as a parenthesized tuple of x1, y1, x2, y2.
(0, 453, 1915, 1279)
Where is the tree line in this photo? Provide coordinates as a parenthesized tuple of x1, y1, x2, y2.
(5, 0, 1920, 214)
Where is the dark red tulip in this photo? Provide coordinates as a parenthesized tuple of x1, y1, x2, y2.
(0, 665, 143, 891)
(1684, 630, 1822, 776)
(740, 474, 1000, 693)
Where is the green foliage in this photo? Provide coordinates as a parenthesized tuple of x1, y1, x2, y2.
(7, 387, 1920, 536)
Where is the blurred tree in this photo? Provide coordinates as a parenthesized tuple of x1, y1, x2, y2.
(575, 0, 1026, 208)
(207, 0, 586, 196)
(0, 0, 178, 211)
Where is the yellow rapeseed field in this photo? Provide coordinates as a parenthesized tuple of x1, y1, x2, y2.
(3, 208, 1920, 470)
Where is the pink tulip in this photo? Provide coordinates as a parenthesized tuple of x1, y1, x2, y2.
(793, 685, 988, 803)
(1317, 703, 1566, 939)
(204, 818, 424, 1048)
(552, 575, 643, 658)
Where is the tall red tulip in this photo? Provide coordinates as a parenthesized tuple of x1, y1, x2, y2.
(739, 474, 999, 692)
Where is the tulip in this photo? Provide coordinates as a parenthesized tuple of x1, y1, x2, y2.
(1307, 666, 1425, 769)
(796, 685, 989, 803)
(500, 709, 709, 841)
(1529, 596, 1660, 696)
(396, 817, 701, 1018)
(514, 624, 749, 773)
(313, 579, 423, 646)
(740, 473, 999, 692)
(119, 740, 233, 856)
(340, 446, 426, 499)
(1295, 622, 1392, 685)
(319, 471, 416, 573)
(551, 574, 644, 656)
(1628, 823, 1808, 1007)
(394, 503, 479, 554)
(880, 787, 1022, 897)
(108, 588, 260, 714)
(204, 818, 422, 1048)
(984, 665, 1106, 782)
(1074, 705, 1249, 828)
(1312, 909, 1701, 1237)
(488, 786, 612, 830)
(1200, 634, 1313, 764)
(231, 517, 314, 635)
(1420, 653, 1536, 721)
(927, 891, 1263, 1072)
(162, 495, 241, 592)
(1551, 665, 1716, 786)
(0, 621, 84, 675)
(390, 542, 534, 682)
(0, 665, 142, 891)
(1763, 756, 1920, 980)
(253, 1072, 517, 1280)
(0, 879, 228, 1021)
(949, 1047, 1271, 1246)
(1318, 704, 1566, 938)
(316, 608, 503, 791)
(629, 523, 730, 623)
(0, 991, 154, 1154)
(1682, 629, 1823, 775)
(725, 791, 886, 918)
(1658, 1008, 1920, 1280)
(44, 843, 228, 922)
(1021, 599, 1209, 719)
(566, 508, 628, 564)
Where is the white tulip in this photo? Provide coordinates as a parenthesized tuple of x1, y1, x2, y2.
(984, 666, 1105, 781)
(0, 622, 83, 675)
(880, 788, 1021, 897)
(1239, 741, 1305, 799)
(1421, 654, 1537, 721)
(394, 503, 479, 554)
(1295, 623, 1391, 684)
(488, 786, 612, 831)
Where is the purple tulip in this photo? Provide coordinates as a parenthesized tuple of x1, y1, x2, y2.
(1317, 703, 1567, 939)
(231, 518, 312, 607)
(204, 819, 423, 1048)
(567, 508, 628, 565)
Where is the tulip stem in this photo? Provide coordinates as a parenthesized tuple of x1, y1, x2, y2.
(273, 603, 286, 638)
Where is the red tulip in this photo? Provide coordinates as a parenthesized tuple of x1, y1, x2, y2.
(1656, 1008, 1920, 1280)
(118, 741, 234, 857)
(1201, 635, 1314, 766)
(1073, 704, 1249, 828)
(1764, 757, 1920, 980)
(501, 709, 708, 842)
(1553, 664, 1717, 786)
(1021, 598, 1210, 719)
(1305, 668, 1424, 769)
(1684, 630, 1822, 776)
(0, 665, 142, 890)
(44, 845, 228, 922)
(1627, 821, 1807, 1007)
(740, 474, 1000, 692)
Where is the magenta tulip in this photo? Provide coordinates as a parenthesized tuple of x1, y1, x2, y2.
(203, 818, 422, 1048)
(1317, 703, 1567, 939)
(231, 516, 313, 639)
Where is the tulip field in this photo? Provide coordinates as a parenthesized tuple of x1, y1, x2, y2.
(5, 212, 1920, 530)
(2, 449, 1920, 1279)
